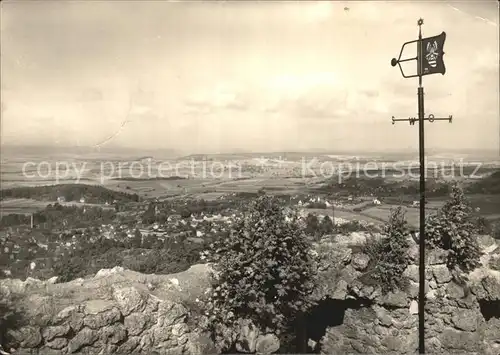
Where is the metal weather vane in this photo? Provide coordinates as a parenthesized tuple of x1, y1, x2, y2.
(390, 18, 453, 355)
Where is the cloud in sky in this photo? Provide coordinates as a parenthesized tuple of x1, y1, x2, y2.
(79, 88, 103, 102)
(262, 72, 347, 117)
(1, 0, 498, 153)
(185, 72, 388, 123)
(185, 83, 248, 115)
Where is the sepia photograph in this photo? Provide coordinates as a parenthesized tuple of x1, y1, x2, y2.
(0, 1, 499, 354)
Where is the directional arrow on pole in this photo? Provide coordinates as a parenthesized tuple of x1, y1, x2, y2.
(392, 114, 453, 125)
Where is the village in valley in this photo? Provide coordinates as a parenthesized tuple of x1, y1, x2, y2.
(0, 153, 498, 282)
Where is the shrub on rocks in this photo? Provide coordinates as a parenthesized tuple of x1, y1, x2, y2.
(425, 185, 481, 272)
(0, 288, 26, 351)
(320, 215, 334, 236)
(474, 216, 492, 235)
(360, 206, 411, 293)
(304, 213, 320, 238)
(489, 254, 500, 271)
(492, 222, 500, 240)
(304, 214, 335, 241)
(202, 195, 318, 351)
(335, 220, 374, 234)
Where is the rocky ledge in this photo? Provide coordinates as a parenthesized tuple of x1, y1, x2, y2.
(1, 264, 219, 355)
(315, 235, 500, 354)
(1, 233, 499, 355)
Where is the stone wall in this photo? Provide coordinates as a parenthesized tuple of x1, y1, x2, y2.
(1, 266, 218, 355)
(317, 237, 500, 354)
(1, 264, 280, 355)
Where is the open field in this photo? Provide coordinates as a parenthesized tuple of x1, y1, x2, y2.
(102, 177, 223, 199)
(361, 206, 433, 227)
(205, 177, 309, 193)
(306, 207, 386, 225)
(306, 204, 438, 228)
(99, 176, 319, 199)
(0, 198, 50, 216)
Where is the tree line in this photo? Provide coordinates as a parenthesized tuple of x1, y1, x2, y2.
(0, 203, 116, 229)
(0, 184, 139, 203)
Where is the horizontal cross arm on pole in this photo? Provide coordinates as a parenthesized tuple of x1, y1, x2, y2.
(391, 114, 453, 125)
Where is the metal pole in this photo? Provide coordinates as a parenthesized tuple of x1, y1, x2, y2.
(391, 20, 451, 352)
(417, 19, 426, 355)
(418, 85, 426, 354)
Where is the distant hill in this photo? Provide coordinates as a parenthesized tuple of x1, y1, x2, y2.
(0, 145, 98, 157)
(0, 145, 181, 160)
(466, 169, 500, 194)
(176, 151, 393, 162)
(4, 144, 495, 162)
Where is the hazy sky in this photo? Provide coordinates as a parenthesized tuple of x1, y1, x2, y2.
(1, 1, 499, 153)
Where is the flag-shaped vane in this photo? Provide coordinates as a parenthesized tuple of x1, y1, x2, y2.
(420, 32, 446, 76)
